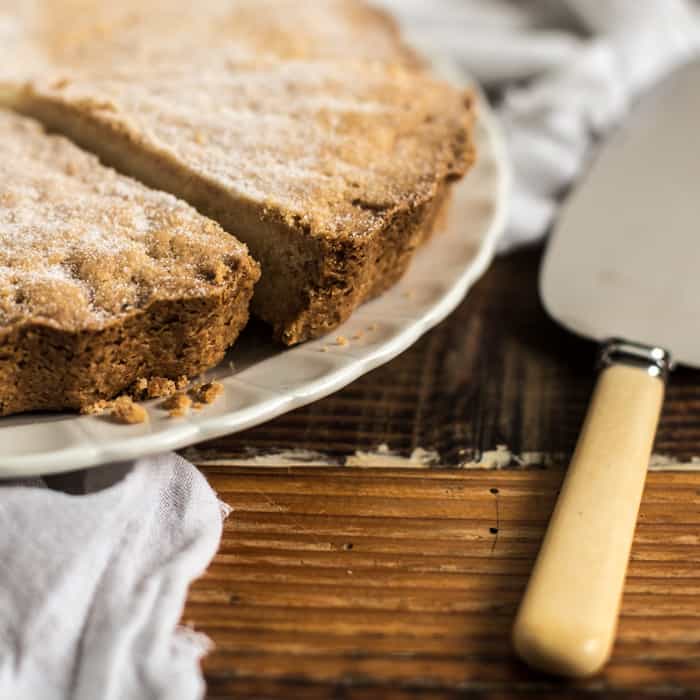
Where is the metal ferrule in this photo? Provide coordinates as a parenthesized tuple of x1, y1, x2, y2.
(598, 339, 673, 381)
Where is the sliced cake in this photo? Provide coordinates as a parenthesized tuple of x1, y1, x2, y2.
(0, 110, 259, 415)
(4, 0, 475, 346)
(17, 53, 474, 344)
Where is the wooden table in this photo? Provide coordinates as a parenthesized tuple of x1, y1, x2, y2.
(182, 247, 700, 699)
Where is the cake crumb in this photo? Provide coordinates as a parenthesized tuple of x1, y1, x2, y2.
(194, 130, 208, 145)
(319, 346, 329, 352)
(175, 375, 189, 390)
(335, 335, 348, 346)
(352, 330, 364, 339)
(192, 401, 205, 411)
(81, 399, 112, 415)
(189, 381, 224, 405)
(145, 377, 177, 399)
(111, 396, 148, 424)
(161, 392, 192, 417)
(367, 323, 378, 332)
(130, 375, 177, 400)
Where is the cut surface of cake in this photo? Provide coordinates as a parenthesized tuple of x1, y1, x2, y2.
(0, 110, 259, 415)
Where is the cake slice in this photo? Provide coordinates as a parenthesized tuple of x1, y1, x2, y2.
(0, 110, 259, 416)
(17, 54, 474, 344)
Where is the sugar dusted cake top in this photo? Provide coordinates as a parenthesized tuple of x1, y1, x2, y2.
(0, 110, 254, 332)
(32, 54, 474, 238)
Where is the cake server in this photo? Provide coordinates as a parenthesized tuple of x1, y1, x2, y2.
(512, 58, 700, 677)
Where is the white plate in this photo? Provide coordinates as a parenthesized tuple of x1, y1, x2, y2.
(0, 82, 510, 478)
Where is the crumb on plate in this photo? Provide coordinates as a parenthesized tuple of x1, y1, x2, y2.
(144, 377, 177, 399)
(130, 375, 179, 400)
(161, 392, 192, 417)
(111, 395, 148, 424)
(80, 399, 112, 416)
(189, 381, 224, 405)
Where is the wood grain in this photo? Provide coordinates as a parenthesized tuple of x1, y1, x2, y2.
(186, 468, 700, 699)
(182, 248, 700, 699)
(185, 248, 700, 467)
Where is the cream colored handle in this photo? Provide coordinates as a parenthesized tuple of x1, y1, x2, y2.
(513, 363, 665, 677)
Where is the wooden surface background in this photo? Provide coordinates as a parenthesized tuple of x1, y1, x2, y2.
(183, 247, 700, 699)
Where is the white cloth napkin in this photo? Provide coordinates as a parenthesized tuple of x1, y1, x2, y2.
(2, 3, 700, 699)
(376, 0, 700, 250)
(0, 456, 227, 700)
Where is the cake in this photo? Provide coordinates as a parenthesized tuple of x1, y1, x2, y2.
(0, 110, 258, 415)
(0, 0, 476, 418)
(17, 52, 474, 343)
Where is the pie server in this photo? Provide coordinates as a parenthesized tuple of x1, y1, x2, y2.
(512, 58, 700, 677)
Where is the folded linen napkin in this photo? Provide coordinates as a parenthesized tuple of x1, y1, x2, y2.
(1, 2, 699, 699)
(377, 0, 700, 250)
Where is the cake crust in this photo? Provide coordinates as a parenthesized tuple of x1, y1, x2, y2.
(0, 110, 259, 415)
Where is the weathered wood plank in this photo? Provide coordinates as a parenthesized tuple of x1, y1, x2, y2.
(183, 249, 700, 699)
(184, 468, 700, 698)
